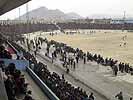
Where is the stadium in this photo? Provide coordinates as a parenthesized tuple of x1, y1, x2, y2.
(0, 0, 133, 100)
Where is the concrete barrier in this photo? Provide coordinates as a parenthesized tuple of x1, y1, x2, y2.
(26, 67, 60, 100)
(0, 59, 29, 71)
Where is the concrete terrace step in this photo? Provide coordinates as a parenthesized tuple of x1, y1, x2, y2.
(22, 71, 50, 100)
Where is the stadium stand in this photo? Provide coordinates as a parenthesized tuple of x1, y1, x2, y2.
(9, 38, 90, 100)
(1, 22, 133, 37)
(0, 36, 34, 100)
(57, 22, 133, 30)
(1, 20, 133, 100)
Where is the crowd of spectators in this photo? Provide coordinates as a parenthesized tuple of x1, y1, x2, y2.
(10, 33, 133, 100)
(9, 38, 94, 100)
(0, 23, 58, 35)
(8, 33, 133, 100)
(1, 22, 133, 38)
(34, 62, 89, 100)
(1, 20, 133, 100)
(57, 22, 133, 30)
(0, 45, 12, 59)
(0, 36, 12, 59)
(3, 62, 29, 100)
(0, 37, 34, 100)
(22, 36, 133, 100)
(1, 20, 132, 100)
(46, 39, 133, 76)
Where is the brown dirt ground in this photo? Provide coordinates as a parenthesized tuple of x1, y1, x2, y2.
(43, 30, 133, 65)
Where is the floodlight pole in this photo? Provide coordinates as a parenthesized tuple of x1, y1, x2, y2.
(26, 3, 29, 22)
(26, 3, 30, 51)
(122, 11, 126, 32)
(123, 11, 126, 23)
(19, 7, 21, 21)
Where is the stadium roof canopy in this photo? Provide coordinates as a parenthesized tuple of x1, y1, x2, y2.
(0, 0, 31, 15)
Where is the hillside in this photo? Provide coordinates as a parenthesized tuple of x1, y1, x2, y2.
(18, 7, 83, 20)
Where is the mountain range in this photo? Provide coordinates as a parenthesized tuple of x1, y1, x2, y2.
(17, 6, 133, 20)
(18, 6, 83, 20)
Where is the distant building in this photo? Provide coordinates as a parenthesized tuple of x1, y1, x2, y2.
(111, 19, 133, 24)
(93, 18, 112, 24)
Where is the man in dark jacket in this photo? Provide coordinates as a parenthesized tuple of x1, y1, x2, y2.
(24, 90, 33, 100)
(89, 92, 94, 100)
(115, 91, 123, 100)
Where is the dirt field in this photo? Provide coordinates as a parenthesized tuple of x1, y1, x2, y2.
(40, 30, 133, 65)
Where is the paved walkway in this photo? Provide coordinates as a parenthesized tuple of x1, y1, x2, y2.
(16, 71, 50, 100)
(23, 71, 50, 100)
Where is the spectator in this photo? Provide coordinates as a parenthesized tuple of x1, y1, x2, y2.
(115, 91, 123, 100)
(4, 75, 16, 100)
(0, 60, 5, 71)
(89, 92, 94, 100)
(130, 97, 132, 100)
(23, 90, 33, 100)
(0, 45, 12, 59)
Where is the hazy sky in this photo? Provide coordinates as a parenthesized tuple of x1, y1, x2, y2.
(0, 0, 133, 19)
